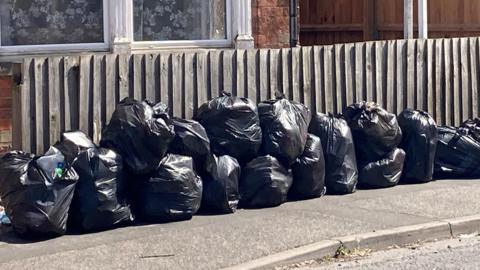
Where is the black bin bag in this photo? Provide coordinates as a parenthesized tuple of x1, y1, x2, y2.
(239, 155, 292, 208)
(308, 113, 358, 195)
(195, 92, 262, 164)
(358, 148, 406, 188)
(258, 93, 311, 166)
(344, 102, 402, 163)
(289, 134, 326, 199)
(0, 147, 79, 237)
(398, 109, 438, 183)
(101, 98, 175, 175)
(68, 148, 133, 231)
(201, 155, 241, 214)
(54, 131, 96, 164)
(55, 131, 133, 231)
(133, 154, 203, 222)
(460, 118, 480, 142)
(169, 118, 214, 175)
(434, 126, 480, 178)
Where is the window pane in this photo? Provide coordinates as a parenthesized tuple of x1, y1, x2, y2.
(0, 0, 104, 46)
(133, 0, 227, 41)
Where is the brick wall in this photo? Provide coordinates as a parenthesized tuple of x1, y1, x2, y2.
(0, 76, 12, 153)
(252, 0, 291, 48)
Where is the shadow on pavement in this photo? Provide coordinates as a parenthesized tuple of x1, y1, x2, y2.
(0, 226, 55, 244)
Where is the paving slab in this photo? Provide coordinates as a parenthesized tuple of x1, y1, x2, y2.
(0, 180, 478, 270)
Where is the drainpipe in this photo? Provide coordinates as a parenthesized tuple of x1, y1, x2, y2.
(418, 0, 428, 39)
(404, 0, 414, 39)
(290, 0, 298, 47)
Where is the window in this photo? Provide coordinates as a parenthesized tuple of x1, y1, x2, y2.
(0, 0, 252, 56)
(0, 0, 109, 55)
(0, 0, 104, 46)
(133, 0, 227, 41)
(131, 0, 232, 48)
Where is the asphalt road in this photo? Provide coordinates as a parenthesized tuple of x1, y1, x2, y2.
(289, 234, 480, 270)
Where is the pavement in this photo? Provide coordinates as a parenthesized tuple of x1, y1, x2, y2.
(286, 234, 480, 269)
(0, 179, 479, 270)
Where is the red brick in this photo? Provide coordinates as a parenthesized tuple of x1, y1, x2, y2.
(0, 119, 11, 131)
(276, 0, 289, 7)
(0, 88, 12, 98)
(256, 35, 268, 45)
(252, 0, 291, 48)
(256, 0, 275, 7)
(0, 145, 12, 154)
(0, 109, 12, 120)
(0, 76, 12, 89)
(259, 0, 270, 7)
(0, 99, 12, 110)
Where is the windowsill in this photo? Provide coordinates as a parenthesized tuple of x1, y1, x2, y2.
(0, 43, 237, 63)
(131, 39, 233, 50)
(0, 51, 109, 63)
(0, 42, 110, 62)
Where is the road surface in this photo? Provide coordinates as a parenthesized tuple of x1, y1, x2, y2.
(0, 180, 479, 269)
(285, 234, 480, 270)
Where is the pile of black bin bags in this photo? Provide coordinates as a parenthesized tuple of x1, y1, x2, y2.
(3, 91, 480, 239)
(398, 109, 438, 183)
(308, 113, 357, 194)
(56, 131, 133, 232)
(434, 124, 480, 178)
(344, 102, 405, 188)
(0, 148, 78, 237)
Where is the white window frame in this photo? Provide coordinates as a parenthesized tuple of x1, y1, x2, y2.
(0, 0, 111, 56)
(131, 0, 233, 50)
(0, 0, 253, 57)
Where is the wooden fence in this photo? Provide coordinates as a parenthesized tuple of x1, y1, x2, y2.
(300, 0, 480, 45)
(17, 36, 480, 154)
